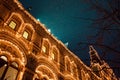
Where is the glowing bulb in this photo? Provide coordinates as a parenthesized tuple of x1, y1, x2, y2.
(65, 42, 69, 47)
(48, 29, 51, 33)
(37, 18, 40, 21)
(42, 24, 45, 26)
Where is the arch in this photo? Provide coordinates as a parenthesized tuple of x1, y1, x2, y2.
(0, 39, 27, 65)
(0, 27, 30, 53)
(34, 57, 59, 80)
(21, 23, 35, 41)
(24, 23, 35, 33)
(65, 56, 71, 72)
(0, 53, 23, 67)
(71, 61, 78, 79)
(37, 57, 59, 73)
(5, 12, 24, 31)
(35, 65, 58, 80)
(0, 53, 21, 80)
(50, 45, 59, 62)
(41, 38, 51, 56)
(5, 12, 24, 24)
(0, 51, 12, 62)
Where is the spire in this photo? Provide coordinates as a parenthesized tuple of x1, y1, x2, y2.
(89, 46, 102, 65)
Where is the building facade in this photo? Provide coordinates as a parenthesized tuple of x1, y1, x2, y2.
(0, 0, 117, 80)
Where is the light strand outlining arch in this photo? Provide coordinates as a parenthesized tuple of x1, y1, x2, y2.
(0, 39, 27, 65)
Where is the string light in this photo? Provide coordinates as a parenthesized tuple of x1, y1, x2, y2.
(48, 29, 51, 33)
(37, 18, 40, 21)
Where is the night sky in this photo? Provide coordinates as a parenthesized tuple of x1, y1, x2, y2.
(19, 0, 99, 63)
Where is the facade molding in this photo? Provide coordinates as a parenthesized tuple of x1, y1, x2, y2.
(0, 0, 117, 80)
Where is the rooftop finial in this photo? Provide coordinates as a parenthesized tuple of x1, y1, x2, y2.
(89, 45, 102, 64)
(89, 45, 94, 51)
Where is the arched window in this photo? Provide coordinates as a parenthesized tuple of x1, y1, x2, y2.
(0, 56, 7, 78)
(41, 38, 50, 56)
(50, 46, 59, 62)
(7, 14, 22, 31)
(34, 65, 57, 80)
(42, 45, 47, 53)
(0, 56, 19, 80)
(22, 23, 35, 41)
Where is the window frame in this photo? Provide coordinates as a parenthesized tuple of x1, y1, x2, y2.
(7, 15, 21, 31)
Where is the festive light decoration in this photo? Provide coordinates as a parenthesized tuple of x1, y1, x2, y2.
(0, 0, 117, 80)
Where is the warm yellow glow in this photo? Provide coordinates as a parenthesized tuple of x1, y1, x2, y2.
(12, 62, 18, 67)
(35, 65, 57, 80)
(9, 21, 16, 29)
(0, 39, 26, 64)
(51, 52, 55, 60)
(0, 56, 7, 61)
(42, 46, 46, 53)
(23, 31, 28, 39)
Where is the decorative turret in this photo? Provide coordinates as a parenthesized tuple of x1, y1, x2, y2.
(89, 46, 102, 65)
(89, 46, 117, 80)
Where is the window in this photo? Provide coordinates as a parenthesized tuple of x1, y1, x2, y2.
(22, 27, 33, 41)
(0, 56, 19, 80)
(4, 66, 18, 80)
(50, 52, 55, 60)
(42, 46, 47, 53)
(23, 31, 29, 39)
(0, 56, 7, 79)
(9, 21, 16, 29)
(50, 47, 59, 62)
(7, 14, 23, 31)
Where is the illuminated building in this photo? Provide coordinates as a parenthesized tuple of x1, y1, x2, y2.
(0, 0, 117, 80)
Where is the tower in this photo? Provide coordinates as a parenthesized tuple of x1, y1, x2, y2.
(89, 46, 117, 80)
